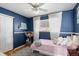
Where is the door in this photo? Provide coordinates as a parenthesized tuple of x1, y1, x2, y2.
(0, 13, 13, 52)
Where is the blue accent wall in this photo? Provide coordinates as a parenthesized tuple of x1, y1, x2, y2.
(73, 4, 79, 33)
(0, 7, 33, 48)
(14, 33, 26, 48)
(60, 10, 74, 32)
(60, 10, 74, 37)
(27, 17, 33, 31)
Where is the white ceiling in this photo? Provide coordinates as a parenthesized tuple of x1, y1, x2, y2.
(0, 3, 76, 18)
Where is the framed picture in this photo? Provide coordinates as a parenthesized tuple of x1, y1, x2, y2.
(18, 22, 27, 30)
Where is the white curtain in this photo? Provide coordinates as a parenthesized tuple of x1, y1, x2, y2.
(33, 16, 40, 41)
(48, 12, 62, 40)
(0, 13, 14, 52)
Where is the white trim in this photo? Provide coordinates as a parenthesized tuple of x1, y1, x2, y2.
(14, 31, 33, 34)
(58, 32, 74, 34)
(14, 32, 79, 35)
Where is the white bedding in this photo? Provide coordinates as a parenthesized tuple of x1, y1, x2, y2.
(31, 39, 68, 56)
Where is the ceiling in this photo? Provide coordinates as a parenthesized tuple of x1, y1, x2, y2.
(0, 3, 76, 18)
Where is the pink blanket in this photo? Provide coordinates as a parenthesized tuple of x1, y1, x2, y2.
(31, 39, 68, 56)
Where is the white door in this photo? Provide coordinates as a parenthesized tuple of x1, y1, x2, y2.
(0, 13, 13, 52)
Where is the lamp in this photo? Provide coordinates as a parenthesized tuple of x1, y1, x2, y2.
(29, 3, 44, 14)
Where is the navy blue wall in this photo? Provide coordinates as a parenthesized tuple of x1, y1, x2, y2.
(73, 4, 79, 33)
(27, 17, 33, 31)
(60, 10, 74, 32)
(60, 10, 74, 37)
(0, 7, 33, 48)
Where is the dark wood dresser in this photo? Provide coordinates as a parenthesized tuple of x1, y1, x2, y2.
(68, 47, 79, 56)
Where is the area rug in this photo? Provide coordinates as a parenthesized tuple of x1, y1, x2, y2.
(12, 47, 46, 56)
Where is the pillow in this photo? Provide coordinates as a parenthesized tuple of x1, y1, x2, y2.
(61, 37, 69, 46)
(66, 36, 72, 46)
(52, 39, 58, 44)
(67, 35, 78, 49)
(34, 40, 42, 47)
(52, 33, 59, 40)
(72, 35, 79, 45)
(57, 37, 70, 46)
(51, 33, 59, 44)
(56, 37, 64, 45)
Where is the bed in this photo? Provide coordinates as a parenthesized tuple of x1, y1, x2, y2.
(31, 39, 68, 56)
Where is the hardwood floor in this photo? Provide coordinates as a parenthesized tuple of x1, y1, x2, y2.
(4, 44, 29, 56)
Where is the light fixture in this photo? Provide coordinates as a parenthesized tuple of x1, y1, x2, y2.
(33, 8, 40, 14)
(29, 3, 46, 14)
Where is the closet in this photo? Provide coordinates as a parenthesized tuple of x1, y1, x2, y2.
(0, 13, 14, 52)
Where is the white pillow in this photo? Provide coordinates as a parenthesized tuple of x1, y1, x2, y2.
(72, 35, 79, 45)
(66, 36, 72, 46)
(59, 37, 68, 46)
(34, 40, 41, 47)
(57, 37, 64, 45)
(57, 36, 71, 46)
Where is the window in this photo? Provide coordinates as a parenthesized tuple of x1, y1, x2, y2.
(77, 6, 79, 24)
(39, 19, 49, 32)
